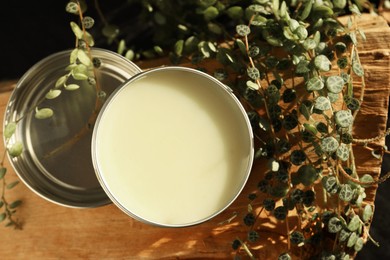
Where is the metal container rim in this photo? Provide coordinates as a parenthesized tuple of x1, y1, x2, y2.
(91, 66, 255, 227)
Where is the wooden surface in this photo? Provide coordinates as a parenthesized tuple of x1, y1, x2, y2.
(0, 14, 389, 260)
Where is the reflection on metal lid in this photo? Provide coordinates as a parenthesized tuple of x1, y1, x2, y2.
(4, 48, 142, 208)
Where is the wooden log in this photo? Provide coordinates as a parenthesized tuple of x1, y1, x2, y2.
(0, 13, 388, 259)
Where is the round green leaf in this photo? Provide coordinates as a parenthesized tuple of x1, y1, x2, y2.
(314, 96, 331, 111)
(174, 40, 184, 56)
(266, 36, 283, 47)
(247, 67, 260, 80)
(274, 206, 288, 220)
(84, 31, 95, 47)
(339, 184, 354, 202)
(313, 4, 334, 17)
(235, 39, 246, 55)
(296, 26, 308, 40)
(298, 164, 318, 186)
(251, 14, 267, 26)
(65, 84, 80, 91)
(322, 176, 339, 194)
(335, 110, 353, 128)
(236, 24, 251, 37)
(352, 62, 364, 77)
(65, 64, 77, 71)
(360, 174, 374, 187)
(117, 39, 126, 55)
(204, 6, 219, 20)
(326, 75, 344, 93)
(347, 215, 361, 232)
(246, 80, 259, 90)
(8, 141, 23, 157)
(207, 22, 222, 34)
(288, 19, 299, 32)
(300, 0, 312, 20)
(0, 212, 6, 222)
(125, 49, 135, 60)
(362, 204, 373, 223)
(249, 46, 260, 57)
(65, 2, 79, 14)
(283, 27, 298, 41)
(306, 77, 324, 91)
(337, 57, 349, 69)
(45, 89, 62, 99)
(339, 229, 351, 242)
(321, 136, 339, 153)
(70, 21, 83, 39)
(290, 231, 305, 245)
(354, 237, 364, 252)
(9, 199, 22, 208)
(247, 4, 267, 14)
(296, 59, 310, 74)
(337, 143, 349, 161)
(334, 0, 347, 9)
(70, 48, 79, 64)
(328, 92, 339, 103)
(35, 108, 54, 120)
(7, 181, 19, 190)
(4, 122, 17, 139)
(299, 102, 312, 120)
(55, 75, 68, 88)
(82, 16, 95, 29)
(0, 167, 6, 179)
(303, 38, 317, 50)
(153, 46, 164, 56)
(72, 64, 89, 81)
(77, 49, 91, 66)
(184, 36, 200, 53)
(347, 232, 358, 248)
(291, 150, 307, 165)
(278, 252, 291, 260)
(303, 123, 318, 135)
(314, 55, 332, 72)
(328, 217, 343, 233)
(226, 6, 243, 19)
(207, 42, 217, 53)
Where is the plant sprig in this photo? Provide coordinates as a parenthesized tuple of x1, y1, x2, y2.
(102, 0, 388, 259)
(1, 0, 100, 229)
(1, 123, 22, 229)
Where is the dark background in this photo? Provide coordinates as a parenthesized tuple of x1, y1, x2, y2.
(0, 1, 389, 259)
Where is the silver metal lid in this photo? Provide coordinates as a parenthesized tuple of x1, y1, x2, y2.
(4, 48, 142, 208)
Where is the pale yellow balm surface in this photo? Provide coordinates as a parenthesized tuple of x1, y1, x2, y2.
(94, 69, 253, 226)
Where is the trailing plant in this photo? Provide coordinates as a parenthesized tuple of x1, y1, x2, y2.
(2, 0, 390, 259)
(89, 0, 390, 258)
(1, 0, 100, 229)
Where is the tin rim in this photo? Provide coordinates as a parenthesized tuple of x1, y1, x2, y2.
(92, 66, 254, 226)
(4, 48, 142, 208)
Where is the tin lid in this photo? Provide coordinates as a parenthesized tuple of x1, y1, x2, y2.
(4, 48, 142, 208)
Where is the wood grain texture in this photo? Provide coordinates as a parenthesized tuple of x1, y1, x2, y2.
(0, 14, 389, 260)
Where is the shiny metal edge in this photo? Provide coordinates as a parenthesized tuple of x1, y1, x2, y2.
(91, 66, 254, 226)
(3, 48, 142, 208)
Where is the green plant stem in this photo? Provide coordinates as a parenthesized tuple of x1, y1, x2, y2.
(0, 148, 22, 229)
(338, 164, 390, 185)
(0, 178, 22, 230)
(353, 128, 390, 144)
(286, 216, 291, 251)
(42, 1, 103, 158)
